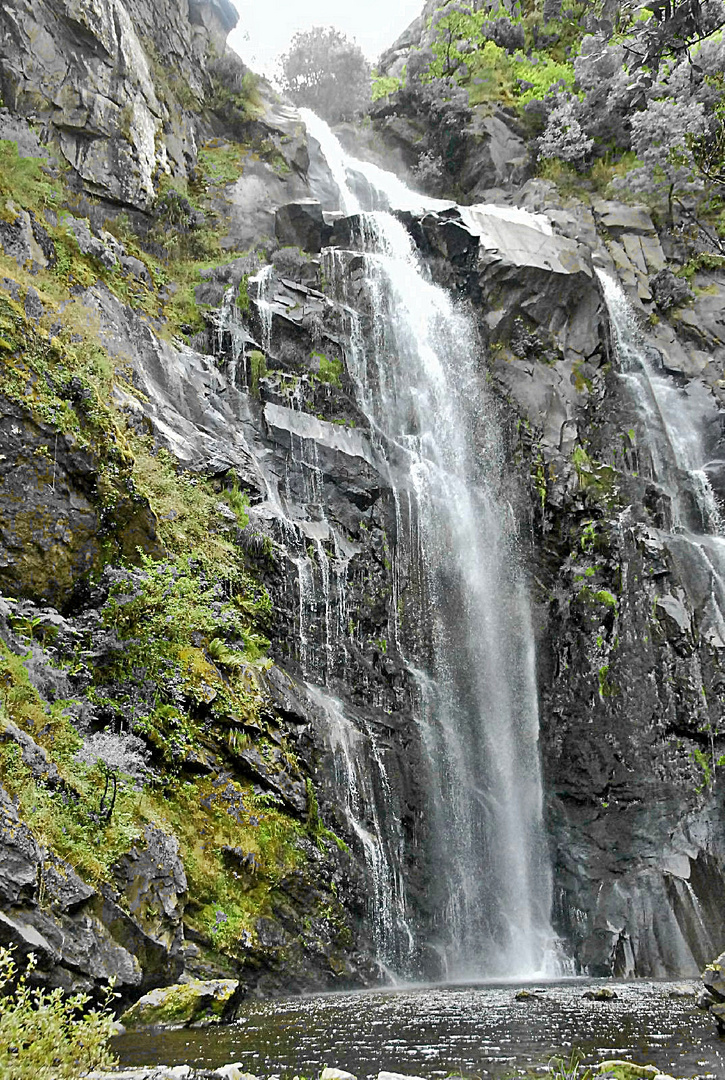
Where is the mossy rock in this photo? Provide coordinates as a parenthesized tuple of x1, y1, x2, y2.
(596, 1063, 676, 1080)
(120, 977, 239, 1030)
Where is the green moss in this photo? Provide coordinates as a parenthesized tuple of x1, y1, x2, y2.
(572, 445, 618, 502)
(197, 142, 246, 187)
(312, 352, 343, 388)
(595, 1064, 666, 1080)
(236, 273, 251, 315)
(598, 664, 616, 698)
(248, 349, 267, 397)
(119, 978, 237, 1030)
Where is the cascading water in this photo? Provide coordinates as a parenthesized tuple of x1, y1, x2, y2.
(598, 270, 725, 647)
(302, 109, 558, 979)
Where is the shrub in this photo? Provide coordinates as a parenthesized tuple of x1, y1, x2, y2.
(0, 947, 118, 1079)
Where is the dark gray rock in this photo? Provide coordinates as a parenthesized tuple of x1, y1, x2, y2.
(0, 207, 55, 272)
(0, 785, 41, 905)
(111, 826, 188, 957)
(0, 393, 157, 606)
(275, 201, 326, 253)
(651, 268, 694, 312)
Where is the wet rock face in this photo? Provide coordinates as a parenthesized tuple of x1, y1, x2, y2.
(0, 393, 158, 608)
(0, 396, 101, 606)
(112, 826, 188, 959)
(485, 182, 725, 976)
(0, 0, 235, 208)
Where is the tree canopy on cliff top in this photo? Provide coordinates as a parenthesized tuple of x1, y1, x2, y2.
(277, 26, 372, 123)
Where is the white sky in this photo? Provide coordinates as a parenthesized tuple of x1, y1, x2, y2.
(228, 0, 423, 79)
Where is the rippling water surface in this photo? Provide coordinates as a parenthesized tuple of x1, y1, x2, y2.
(115, 981, 725, 1078)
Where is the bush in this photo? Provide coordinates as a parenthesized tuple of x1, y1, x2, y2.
(0, 948, 118, 1079)
(208, 52, 263, 134)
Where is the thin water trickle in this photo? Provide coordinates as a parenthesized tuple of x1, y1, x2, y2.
(306, 684, 416, 975)
(305, 113, 558, 979)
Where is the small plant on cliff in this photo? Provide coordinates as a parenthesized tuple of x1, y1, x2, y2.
(0, 947, 118, 1078)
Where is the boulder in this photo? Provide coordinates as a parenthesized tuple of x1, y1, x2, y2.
(702, 951, 725, 1000)
(378, 1073, 427, 1080)
(582, 986, 618, 1000)
(275, 200, 326, 253)
(213, 1067, 260, 1080)
(111, 825, 188, 957)
(441, 205, 603, 364)
(0, 786, 41, 905)
(595, 1064, 674, 1079)
(120, 978, 239, 1030)
(650, 269, 694, 312)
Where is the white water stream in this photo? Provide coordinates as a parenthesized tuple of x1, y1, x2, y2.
(302, 110, 558, 979)
(598, 271, 725, 649)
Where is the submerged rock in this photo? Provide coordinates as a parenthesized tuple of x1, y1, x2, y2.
(583, 987, 619, 1001)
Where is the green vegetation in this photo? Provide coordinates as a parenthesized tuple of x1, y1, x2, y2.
(208, 56, 264, 133)
(571, 446, 618, 503)
(312, 351, 344, 388)
(0, 128, 346, 960)
(425, 6, 579, 110)
(415, 0, 725, 238)
(0, 140, 66, 215)
(372, 75, 403, 101)
(0, 947, 117, 1079)
(0, 120, 263, 344)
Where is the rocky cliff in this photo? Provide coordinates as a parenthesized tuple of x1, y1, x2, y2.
(1, 0, 725, 1012)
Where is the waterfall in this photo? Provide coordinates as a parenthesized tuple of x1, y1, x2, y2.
(598, 270, 725, 644)
(302, 110, 558, 980)
(306, 684, 416, 976)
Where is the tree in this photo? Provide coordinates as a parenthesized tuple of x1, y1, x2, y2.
(624, 0, 725, 75)
(612, 96, 707, 222)
(537, 93, 594, 167)
(277, 27, 371, 123)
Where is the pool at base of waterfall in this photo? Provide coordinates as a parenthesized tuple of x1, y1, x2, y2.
(114, 981, 723, 1078)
